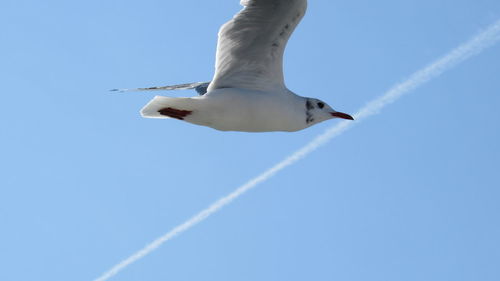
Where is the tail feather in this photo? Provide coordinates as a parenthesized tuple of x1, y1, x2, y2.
(111, 81, 210, 95)
(140, 96, 198, 119)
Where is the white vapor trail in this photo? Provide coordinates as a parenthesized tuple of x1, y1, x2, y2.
(93, 19, 500, 281)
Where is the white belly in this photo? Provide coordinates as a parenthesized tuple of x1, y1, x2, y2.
(185, 89, 307, 132)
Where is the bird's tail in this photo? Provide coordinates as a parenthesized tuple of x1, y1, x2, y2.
(140, 96, 199, 119)
(111, 81, 210, 95)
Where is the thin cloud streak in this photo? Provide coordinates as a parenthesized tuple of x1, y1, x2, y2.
(93, 19, 500, 281)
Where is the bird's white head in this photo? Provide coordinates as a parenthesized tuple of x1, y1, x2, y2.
(305, 98, 354, 126)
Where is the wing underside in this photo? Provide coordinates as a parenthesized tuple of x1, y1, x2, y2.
(208, 0, 307, 92)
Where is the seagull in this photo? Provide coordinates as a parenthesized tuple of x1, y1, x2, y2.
(117, 0, 353, 132)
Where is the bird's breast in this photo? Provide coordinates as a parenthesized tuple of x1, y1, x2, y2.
(185, 89, 306, 132)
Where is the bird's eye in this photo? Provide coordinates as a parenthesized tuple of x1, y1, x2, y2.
(317, 102, 325, 109)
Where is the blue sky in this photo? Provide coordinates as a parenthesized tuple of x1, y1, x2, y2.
(1, 0, 500, 280)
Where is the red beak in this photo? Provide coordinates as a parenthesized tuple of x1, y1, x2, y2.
(330, 111, 354, 120)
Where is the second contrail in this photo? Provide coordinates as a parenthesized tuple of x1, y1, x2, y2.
(93, 19, 500, 281)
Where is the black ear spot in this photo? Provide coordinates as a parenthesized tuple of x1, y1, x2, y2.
(317, 102, 325, 109)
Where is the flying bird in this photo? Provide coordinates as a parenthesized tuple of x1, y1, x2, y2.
(117, 0, 353, 132)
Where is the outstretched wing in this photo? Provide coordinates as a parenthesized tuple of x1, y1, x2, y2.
(207, 0, 307, 93)
(111, 81, 210, 95)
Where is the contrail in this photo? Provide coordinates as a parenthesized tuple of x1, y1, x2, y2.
(93, 19, 500, 281)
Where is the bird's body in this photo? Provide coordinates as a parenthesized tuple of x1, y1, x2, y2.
(142, 88, 326, 132)
(122, 0, 353, 132)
